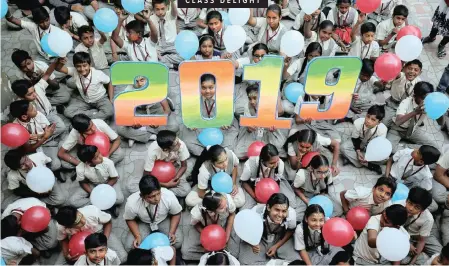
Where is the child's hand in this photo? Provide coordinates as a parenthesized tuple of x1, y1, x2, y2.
(231, 184, 239, 196)
(304, 14, 312, 22)
(43, 124, 56, 139)
(352, 93, 359, 101)
(65, 252, 80, 261)
(284, 56, 291, 67)
(118, 10, 129, 20)
(142, 9, 151, 19)
(168, 232, 176, 245)
(133, 236, 142, 248)
(266, 245, 278, 257)
(268, 126, 277, 132)
(391, 27, 399, 35)
(357, 151, 367, 164)
(252, 244, 260, 254)
(71, 4, 84, 12)
(221, 125, 231, 130)
(149, 125, 159, 129)
(331, 165, 340, 176)
(132, 123, 142, 129)
(409, 243, 417, 256)
(166, 178, 180, 188)
(351, 107, 362, 114)
(247, 126, 257, 132)
(29, 134, 39, 141)
(222, 53, 232, 59)
(58, 57, 68, 65)
(6, 260, 17, 266)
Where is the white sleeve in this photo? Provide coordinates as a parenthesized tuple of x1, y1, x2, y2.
(392, 148, 412, 162)
(96, 120, 119, 140)
(197, 166, 211, 190)
(105, 158, 119, 177)
(240, 160, 253, 182)
(293, 170, 306, 188)
(316, 133, 332, 146)
(96, 69, 111, 84)
(366, 216, 381, 231)
(167, 190, 183, 215)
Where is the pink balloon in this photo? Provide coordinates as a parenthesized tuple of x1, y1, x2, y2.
(397, 25, 422, 41)
(357, 0, 381, 13)
(1, 123, 30, 147)
(323, 218, 354, 247)
(247, 141, 265, 157)
(374, 53, 402, 81)
(151, 160, 176, 183)
(85, 132, 110, 157)
(200, 225, 227, 252)
(255, 178, 280, 203)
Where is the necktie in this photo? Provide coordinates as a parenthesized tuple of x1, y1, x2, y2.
(159, 19, 166, 45)
(406, 82, 412, 95)
(27, 123, 33, 134)
(88, 48, 96, 68)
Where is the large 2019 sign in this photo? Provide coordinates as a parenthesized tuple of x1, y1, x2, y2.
(111, 56, 362, 129)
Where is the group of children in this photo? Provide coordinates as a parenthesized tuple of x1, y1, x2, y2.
(2, 0, 449, 265)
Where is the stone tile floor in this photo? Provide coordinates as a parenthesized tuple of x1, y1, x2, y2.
(1, 0, 449, 264)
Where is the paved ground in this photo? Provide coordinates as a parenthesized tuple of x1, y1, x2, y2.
(1, 0, 448, 264)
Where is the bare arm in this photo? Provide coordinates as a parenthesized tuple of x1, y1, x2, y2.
(225, 212, 236, 242)
(112, 14, 128, 49)
(103, 220, 112, 238)
(330, 139, 340, 168)
(170, 0, 178, 18)
(109, 137, 121, 156)
(174, 160, 187, 181)
(99, 31, 108, 45)
(58, 147, 81, 166)
(194, 222, 205, 233)
(247, 9, 257, 27)
(80, 181, 93, 194)
(367, 229, 378, 248)
(303, 20, 314, 39)
(169, 213, 181, 236)
(434, 165, 449, 189)
(294, 187, 309, 204)
(5, 10, 23, 26)
(273, 230, 294, 250)
(242, 181, 256, 199)
(126, 219, 142, 241)
(409, 236, 426, 265)
(385, 157, 393, 177)
(299, 250, 313, 266)
(41, 59, 59, 81)
(107, 176, 119, 186)
(340, 190, 350, 213)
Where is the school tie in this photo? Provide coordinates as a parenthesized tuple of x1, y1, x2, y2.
(27, 123, 33, 135)
(159, 18, 166, 46)
(88, 48, 96, 68)
(405, 82, 413, 95)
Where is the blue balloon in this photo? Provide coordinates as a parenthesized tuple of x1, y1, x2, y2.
(424, 92, 449, 120)
(392, 183, 409, 203)
(219, 11, 231, 26)
(0, 258, 5, 266)
(284, 82, 305, 103)
(40, 34, 59, 57)
(1, 0, 7, 19)
(198, 128, 224, 147)
(309, 195, 333, 218)
(94, 8, 118, 33)
(211, 172, 233, 193)
(139, 232, 170, 250)
(122, 0, 144, 14)
(175, 30, 199, 60)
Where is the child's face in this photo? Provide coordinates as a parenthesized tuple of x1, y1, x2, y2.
(209, 196, 228, 214)
(411, 149, 424, 166)
(364, 114, 380, 128)
(298, 141, 313, 154)
(312, 166, 330, 180)
(86, 246, 108, 264)
(306, 212, 325, 231)
(393, 15, 407, 27)
(141, 189, 162, 205)
(208, 18, 222, 33)
(19, 59, 35, 74)
(153, 3, 167, 18)
(20, 156, 34, 171)
(267, 203, 288, 224)
(361, 31, 375, 45)
(264, 155, 280, 169)
(200, 39, 214, 57)
(90, 151, 103, 166)
(307, 51, 321, 61)
(73, 212, 86, 228)
(252, 49, 266, 63)
(81, 31, 95, 48)
(75, 62, 91, 77)
(319, 26, 333, 42)
(83, 121, 97, 136)
(201, 80, 216, 100)
(404, 64, 421, 81)
(25, 104, 37, 120)
(213, 151, 228, 170)
(134, 77, 147, 88)
(338, 3, 350, 14)
(38, 18, 50, 30)
(413, 95, 426, 106)
(23, 87, 38, 102)
(372, 185, 393, 204)
(359, 72, 371, 83)
(248, 93, 259, 109)
(266, 10, 280, 29)
(405, 199, 423, 216)
(61, 17, 73, 29)
(126, 29, 141, 42)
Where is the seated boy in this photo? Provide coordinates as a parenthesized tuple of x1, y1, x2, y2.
(375, 5, 408, 52)
(353, 204, 409, 265)
(349, 18, 380, 60)
(69, 145, 124, 217)
(367, 0, 403, 26)
(176, 8, 203, 36)
(340, 176, 395, 216)
(58, 114, 124, 171)
(56, 52, 114, 120)
(75, 26, 110, 75)
(54, 6, 89, 42)
(74, 233, 121, 265)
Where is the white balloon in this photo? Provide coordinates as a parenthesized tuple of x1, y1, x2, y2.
(234, 209, 263, 245)
(26, 166, 55, 193)
(90, 184, 117, 210)
(376, 228, 409, 261)
(395, 35, 423, 61)
(281, 30, 305, 57)
(364, 137, 392, 162)
(381, 0, 392, 3)
(229, 8, 251, 26)
(223, 25, 246, 53)
(48, 28, 73, 57)
(299, 0, 322, 15)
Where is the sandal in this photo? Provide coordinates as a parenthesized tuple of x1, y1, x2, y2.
(438, 44, 447, 58)
(422, 36, 436, 44)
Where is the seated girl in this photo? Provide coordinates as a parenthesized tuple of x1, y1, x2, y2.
(303, 20, 339, 57)
(192, 35, 222, 60)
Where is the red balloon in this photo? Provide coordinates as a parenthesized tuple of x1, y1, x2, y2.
(301, 151, 320, 168)
(247, 141, 265, 157)
(397, 25, 422, 41)
(200, 224, 227, 251)
(255, 178, 280, 204)
(1, 123, 30, 147)
(323, 218, 354, 247)
(357, 0, 381, 13)
(151, 160, 176, 183)
(85, 132, 110, 157)
(21, 206, 51, 233)
(69, 231, 92, 258)
(346, 207, 370, 230)
(374, 53, 402, 81)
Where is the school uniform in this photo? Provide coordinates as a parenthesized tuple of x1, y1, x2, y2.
(69, 157, 124, 208)
(123, 190, 183, 250)
(202, 26, 240, 60)
(294, 224, 343, 264)
(243, 7, 267, 43)
(75, 40, 109, 71)
(194, 51, 221, 60)
(238, 204, 300, 265)
(344, 186, 391, 215)
(60, 119, 125, 170)
(346, 77, 378, 121)
(292, 11, 327, 33)
(233, 80, 252, 116)
(53, 11, 88, 48)
(123, 37, 158, 62)
(251, 18, 288, 54)
(19, 21, 58, 62)
(304, 31, 339, 57)
(179, 97, 239, 156)
(74, 249, 121, 265)
(1, 237, 33, 264)
(177, 8, 203, 36)
(424, 253, 440, 265)
(198, 250, 240, 265)
(389, 148, 433, 190)
(341, 118, 388, 167)
(367, 0, 403, 26)
(375, 18, 406, 51)
(239, 156, 296, 210)
(328, 7, 359, 41)
(433, 152, 449, 205)
(185, 149, 245, 208)
(234, 103, 288, 159)
(348, 37, 380, 59)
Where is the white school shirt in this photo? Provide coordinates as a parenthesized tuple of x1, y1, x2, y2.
(177, 8, 200, 23)
(7, 152, 52, 190)
(19, 79, 53, 116)
(286, 57, 305, 80)
(252, 203, 297, 230)
(57, 205, 112, 241)
(254, 17, 285, 47)
(373, 0, 403, 17)
(190, 194, 236, 225)
(236, 57, 252, 69)
(19, 60, 56, 81)
(197, 151, 239, 190)
(143, 140, 190, 172)
(294, 224, 324, 251)
(198, 250, 240, 266)
(348, 37, 380, 59)
(1, 237, 33, 264)
(344, 186, 391, 215)
(390, 72, 421, 102)
(76, 157, 118, 184)
(394, 96, 427, 130)
(352, 77, 378, 106)
(390, 148, 433, 191)
(352, 118, 388, 140)
(74, 249, 121, 266)
(150, 11, 177, 46)
(353, 215, 409, 264)
(67, 12, 89, 33)
(240, 156, 285, 183)
(13, 111, 50, 145)
(118, 16, 136, 41)
(61, 119, 119, 151)
(292, 11, 327, 31)
(396, 200, 433, 237)
(75, 40, 109, 70)
(328, 8, 358, 28)
(123, 189, 182, 224)
(20, 21, 57, 59)
(1, 197, 46, 219)
(66, 67, 110, 103)
(437, 151, 449, 169)
(287, 133, 332, 157)
(375, 18, 405, 45)
(123, 38, 158, 62)
(293, 169, 334, 190)
(305, 31, 339, 57)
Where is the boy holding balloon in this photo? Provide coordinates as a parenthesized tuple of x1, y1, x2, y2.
(375, 5, 408, 52)
(54, 6, 89, 42)
(74, 233, 121, 265)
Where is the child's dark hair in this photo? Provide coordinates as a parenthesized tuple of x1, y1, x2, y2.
(266, 4, 282, 17)
(361, 58, 375, 77)
(77, 145, 98, 163)
(288, 260, 307, 265)
(385, 204, 408, 226)
(418, 145, 441, 165)
(114, 0, 124, 9)
(199, 34, 216, 47)
(284, 129, 317, 152)
(55, 206, 78, 227)
(206, 11, 222, 36)
(318, 20, 334, 33)
(442, 244, 449, 261)
(71, 114, 92, 133)
(262, 193, 289, 237)
(191, 145, 226, 186)
(139, 174, 161, 196)
(246, 84, 259, 96)
(125, 20, 145, 37)
(4, 149, 25, 170)
(31, 7, 50, 24)
(407, 187, 432, 211)
(206, 252, 230, 265)
(84, 233, 108, 250)
(10, 100, 30, 119)
(156, 130, 177, 150)
(413, 81, 434, 99)
(393, 5, 409, 18)
(336, 0, 352, 6)
(11, 80, 33, 98)
(329, 251, 352, 265)
(258, 144, 280, 177)
(126, 248, 154, 265)
(1, 215, 20, 239)
(367, 105, 385, 121)
(73, 52, 91, 66)
(252, 43, 269, 56)
(78, 25, 95, 39)
(404, 59, 422, 70)
(361, 22, 376, 35)
(54, 6, 71, 26)
(374, 176, 397, 195)
(303, 204, 328, 253)
(152, 0, 167, 8)
(202, 192, 223, 212)
(11, 49, 32, 69)
(201, 73, 216, 85)
(298, 42, 323, 79)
